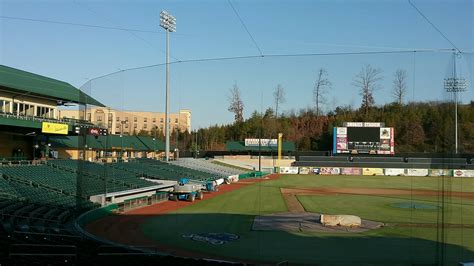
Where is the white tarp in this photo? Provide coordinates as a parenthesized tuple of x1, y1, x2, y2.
(320, 214, 361, 227)
(384, 168, 405, 176)
(453, 170, 474, 177)
(406, 168, 429, 176)
(279, 167, 299, 174)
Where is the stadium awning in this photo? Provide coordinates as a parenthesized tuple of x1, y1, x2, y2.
(0, 65, 104, 107)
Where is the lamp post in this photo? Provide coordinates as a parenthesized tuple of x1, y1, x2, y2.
(160, 10, 176, 162)
(444, 52, 467, 154)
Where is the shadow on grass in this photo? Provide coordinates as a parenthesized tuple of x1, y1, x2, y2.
(85, 212, 474, 266)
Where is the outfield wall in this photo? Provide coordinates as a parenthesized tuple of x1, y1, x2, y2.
(279, 166, 474, 177)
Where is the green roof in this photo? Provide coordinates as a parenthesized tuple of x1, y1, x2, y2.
(50, 135, 165, 151)
(0, 65, 104, 107)
(225, 141, 296, 152)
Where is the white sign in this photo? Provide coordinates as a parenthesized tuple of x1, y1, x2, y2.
(384, 168, 405, 176)
(245, 138, 277, 147)
(336, 127, 347, 135)
(380, 127, 391, 139)
(279, 167, 299, 174)
(453, 170, 474, 177)
(407, 169, 429, 176)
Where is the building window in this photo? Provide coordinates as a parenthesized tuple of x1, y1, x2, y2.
(152, 118, 156, 123)
(125, 124, 129, 128)
(125, 117, 128, 121)
(116, 117, 120, 122)
(160, 118, 164, 123)
(134, 124, 137, 129)
(144, 124, 147, 129)
(144, 118, 147, 123)
(97, 116, 102, 122)
(175, 118, 178, 123)
(134, 117, 137, 122)
(116, 124, 120, 128)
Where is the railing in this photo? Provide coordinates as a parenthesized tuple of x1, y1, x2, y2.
(0, 111, 94, 126)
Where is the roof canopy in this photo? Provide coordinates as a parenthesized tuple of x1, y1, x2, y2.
(0, 65, 104, 107)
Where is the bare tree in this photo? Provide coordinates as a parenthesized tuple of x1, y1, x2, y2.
(352, 64, 383, 116)
(392, 69, 407, 105)
(227, 83, 244, 123)
(313, 68, 331, 116)
(273, 84, 286, 118)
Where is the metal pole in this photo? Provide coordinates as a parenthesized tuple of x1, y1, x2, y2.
(453, 52, 458, 154)
(165, 29, 170, 162)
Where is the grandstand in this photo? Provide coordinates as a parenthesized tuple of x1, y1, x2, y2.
(170, 158, 245, 177)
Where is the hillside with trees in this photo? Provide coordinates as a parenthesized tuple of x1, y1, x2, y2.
(160, 101, 473, 154)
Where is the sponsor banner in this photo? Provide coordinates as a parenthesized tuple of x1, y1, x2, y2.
(279, 167, 299, 174)
(362, 168, 384, 176)
(336, 143, 347, 149)
(384, 168, 405, 176)
(298, 167, 312, 174)
(453, 170, 474, 178)
(429, 169, 452, 177)
(312, 168, 321, 175)
(41, 122, 68, 135)
(245, 138, 277, 147)
(406, 168, 429, 177)
(390, 127, 395, 155)
(341, 167, 362, 175)
(380, 127, 391, 139)
(320, 167, 341, 175)
(336, 127, 347, 136)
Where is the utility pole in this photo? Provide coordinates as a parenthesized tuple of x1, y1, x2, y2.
(160, 10, 176, 162)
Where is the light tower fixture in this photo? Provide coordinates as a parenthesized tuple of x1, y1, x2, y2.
(160, 10, 176, 162)
(444, 52, 468, 154)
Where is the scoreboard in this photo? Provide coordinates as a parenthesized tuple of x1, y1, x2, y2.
(333, 122, 394, 155)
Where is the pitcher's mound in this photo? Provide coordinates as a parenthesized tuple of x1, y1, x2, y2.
(252, 212, 384, 233)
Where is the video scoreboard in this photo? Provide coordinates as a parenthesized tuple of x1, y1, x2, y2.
(333, 122, 394, 155)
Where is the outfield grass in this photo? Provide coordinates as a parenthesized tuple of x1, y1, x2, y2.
(139, 174, 474, 265)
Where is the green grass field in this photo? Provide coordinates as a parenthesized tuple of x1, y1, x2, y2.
(140, 175, 474, 265)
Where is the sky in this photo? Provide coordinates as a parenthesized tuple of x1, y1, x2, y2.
(0, 0, 473, 129)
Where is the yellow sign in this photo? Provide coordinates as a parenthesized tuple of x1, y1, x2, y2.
(42, 122, 68, 135)
(362, 168, 384, 176)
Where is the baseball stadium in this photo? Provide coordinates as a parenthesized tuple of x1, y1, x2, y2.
(1, 1, 474, 266)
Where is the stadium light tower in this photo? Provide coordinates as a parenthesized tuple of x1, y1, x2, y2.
(160, 10, 176, 162)
(444, 52, 467, 154)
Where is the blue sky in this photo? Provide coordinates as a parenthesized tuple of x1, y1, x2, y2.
(0, 0, 473, 129)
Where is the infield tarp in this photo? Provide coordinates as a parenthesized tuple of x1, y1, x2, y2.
(362, 168, 384, 176)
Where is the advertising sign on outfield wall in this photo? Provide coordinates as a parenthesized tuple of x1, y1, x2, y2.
(320, 167, 341, 175)
(279, 167, 299, 174)
(406, 168, 429, 176)
(298, 167, 312, 174)
(453, 170, 474, 177)
(312, 168, 321, 175)
(429, 169, 452, 177)
(362, 168, 384, 176)
(384, 168, 405, 176)
(341, 168, 362, 175)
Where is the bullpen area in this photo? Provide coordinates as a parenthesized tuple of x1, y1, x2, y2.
(82, 173, 474, 265)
